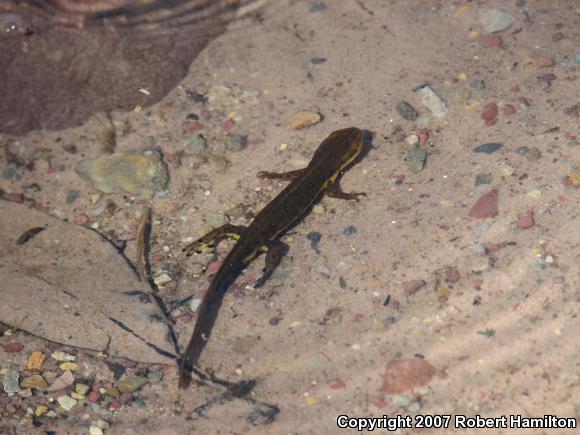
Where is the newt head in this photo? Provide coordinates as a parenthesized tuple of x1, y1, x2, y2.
(310, 127, 364, 170)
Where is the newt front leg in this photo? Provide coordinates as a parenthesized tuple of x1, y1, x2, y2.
(326, 177, 366, 201)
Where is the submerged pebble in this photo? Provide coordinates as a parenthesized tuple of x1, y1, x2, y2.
(57, 395, 77, 411)
(479, 9, 515, 33)
(406, 146, 427, 171)
(474, 143, 502, 154)
(184, 134, 207, 154)
(415, 85, 447, 118)
(475, 174, 493, 186)
(2, 370, 20, 394)
(309, 2, 327, 12)
(76, 149, 168, 198)
(395, 101, 418, 121)
(225, 133, 248, 152)
(289, 111, 321, 130)
(117, 375, 148, 393)
(468, 189, 499, 219)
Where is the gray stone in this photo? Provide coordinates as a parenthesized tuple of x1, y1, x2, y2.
(196, 252, 217, 268)
(406, 146, 427, 171)
(309, 1, 327, 12)
(65, 191, 79, 204)
(474, 143, 502, 154)
(2, 370, 21, 394)
(147, 368, 164, 383)
(184, 134, 207, 155)
(395, 101, 418, 121)
(479, 9, 515, 34)
(415, 85, 447, 117)
(470, 80, 486, 91)
(206, 212, 228, 227)
(225, 134, 248, 152)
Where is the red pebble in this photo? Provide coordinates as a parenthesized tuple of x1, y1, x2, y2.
(2, 193, 23, 203)
(479, 35, 503, 48)
(328, 378, 347, 389)
(87, 390, 100, 403)
(2, 342, 24, 353)
(402, 280, 426, 296)
(74, 214, 90, 225)
(510, 85, 520, 93)
(222, 119, 235, 133)
(502, 104, 516, 116)
(551, 32, 564, 42)
(444, 268, 460, 284)
(418, 128, 429, 146)
(481, 103, 498, 126)
(538, 73, 557, 82)
(184, 121, 202, 131)
(110, 401, 122, 410)
(468, 189, 499, 219)
(562, 176, 573, 188)
(205, 260, 222, 277)
(382, 357, 436, 394)
(517, 210, 535, 229)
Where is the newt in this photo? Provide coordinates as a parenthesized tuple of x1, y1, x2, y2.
(178, 127, 366, 388)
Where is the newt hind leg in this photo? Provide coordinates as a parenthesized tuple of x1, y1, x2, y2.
(183, 224, 247, 256)
(255, 239, 289, 288)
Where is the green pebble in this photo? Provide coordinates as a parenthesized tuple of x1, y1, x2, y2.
(196, 252, 217, 267)
(191, 263, 204, 276)
(407, 401, 422, 412)
(475, 174, 493, 186)
(184, 134, 207, 154)
(395, 101, 418, 121)
(416, 115, 432, 128)
(206, 212, 228, 227)
(406, 146, 427, 172)
(75, 149, 168, 198)
(225, 134, 248, 152)
(116, 375, 148, 394)
(392, 394, 411, 407)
